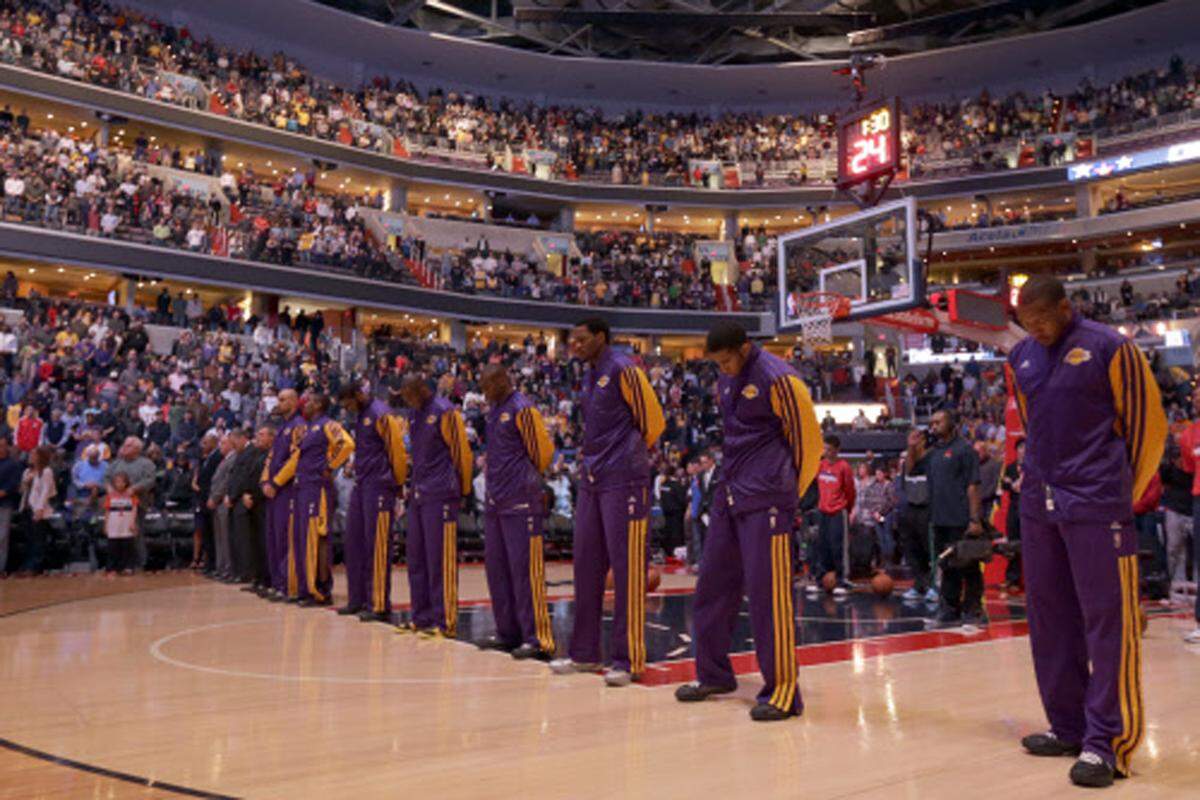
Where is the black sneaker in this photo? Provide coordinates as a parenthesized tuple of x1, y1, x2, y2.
(358, 610, 390, 623)
(336, 605, 363, 616)
(1069, 752, 1115, 788)
(675, 682, 737, 703)
(749, 703, 797, 722)
(511, 643, 553, 661)
(475, 635, 518, 652)
(1021, 731, 1082, 757)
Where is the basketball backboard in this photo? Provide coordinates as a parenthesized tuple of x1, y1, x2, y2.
(777, 197, 923, 331)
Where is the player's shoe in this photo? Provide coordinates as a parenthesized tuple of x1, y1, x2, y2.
(549, 658, 600, 675)
(336, 605, 362, 616)
(476, 635, 518, 652)
(832, 582, 850, 598)
(924, 587, 940, 603)
(510, 643, 553, 661)
(749, 703, 797, 722)
(358, 610, 390, 623)
(1183, 627, 1200, 644)
(1069, 752, 1115, 788)
(901, 587, 923, 601)
(674, 682, 736, 702)
(804, 583, 820, 596)
(1021, 731, 1082, 757)
(603, 669, 632, 687)
(394, 621, 417, 634)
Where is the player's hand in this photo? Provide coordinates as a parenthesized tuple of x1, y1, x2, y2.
(967, 520, 984, 537)
(243, 494, 253, 509)
(262, 484, 276, 499)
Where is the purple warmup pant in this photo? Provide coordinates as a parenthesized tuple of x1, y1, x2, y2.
(692, 499, 800, 715)
(345, 483, 397, 614)
(293, 482, 335, 603)
(407, 499, 460, 633)
(569, 485, 649, 675)
(266, 490, 293, 594)
(1023, 516, 1143, 775)
(484, 511, 555, 652)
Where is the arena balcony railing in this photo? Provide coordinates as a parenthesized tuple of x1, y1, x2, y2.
(0, 42, 1198, 208)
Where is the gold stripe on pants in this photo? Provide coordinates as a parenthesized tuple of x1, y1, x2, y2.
(443, 518, 458, 634)
(626, 517, 647, 675)
(529, 534, 555, 652)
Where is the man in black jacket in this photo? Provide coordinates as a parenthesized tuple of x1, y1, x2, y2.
(193, 433, 221, 574)
(229, 427, 271, 591)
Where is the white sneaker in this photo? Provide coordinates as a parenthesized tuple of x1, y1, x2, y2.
(549, 658, 600, 675)
(901, 587, 922, 601)
(805, 583, 820, 595)
(604, 668, 632, 687)
(1183, 627, 1200, 644)
(925, 588, 940, 603)
(832, 585, 849, 598)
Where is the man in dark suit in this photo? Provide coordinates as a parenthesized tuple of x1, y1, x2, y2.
(193, 433, 222, 575)
(691, 451, 719, 567)
(229, 427, 271, 591)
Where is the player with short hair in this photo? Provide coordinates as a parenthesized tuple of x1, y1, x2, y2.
(270, 392, 355, 607)
(676, 322, 821, 721)
(476, 364, 557, 660)
(551, 318, 664, 686)
(1011, 274, 1166, 788)
(337, 383, 408, 622)
(397, 374, 473, 636)
(262, 389, 304, 601)
(810, 433, 855, 597)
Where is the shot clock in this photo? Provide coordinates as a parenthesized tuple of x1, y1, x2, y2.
(837, 98, 901, 189)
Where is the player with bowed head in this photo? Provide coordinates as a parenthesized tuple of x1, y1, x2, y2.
(336, 383, 409, 622)
(475, 364, 557, 660)
(1011, 274, 1166, 787)
(551, 318, 664, 686)
(674, 322, 821, 721)
(396, 374, 473, 637)
(260, 388, 303, 601)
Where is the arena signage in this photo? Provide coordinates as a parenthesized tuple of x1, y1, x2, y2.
(1068, 138, 1200, 181)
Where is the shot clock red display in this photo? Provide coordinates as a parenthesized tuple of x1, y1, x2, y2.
(837, 99, 901, 188)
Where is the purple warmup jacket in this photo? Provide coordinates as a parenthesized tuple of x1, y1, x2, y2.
(717, 345, 822, 513)
(406, 394, 471, 504)
(262, 412, 304, 490)
(1009, 313, 1166, 524)
(578, 346, 664, 491)
(272, 415, 355, 487)
(485, 390, 554, 515)
(353, 398, 408, 489)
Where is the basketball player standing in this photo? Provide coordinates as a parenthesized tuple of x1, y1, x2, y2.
(552, 319, 664, 686)
(1011, 275, 1166, 787)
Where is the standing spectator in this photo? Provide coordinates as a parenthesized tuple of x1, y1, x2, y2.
(856, 464, 897, 567)
(1176, 384, 1200, 643)
(927, 409, 984, 626)
(15, 405, 43, 454)
(898, 428, 935, 602)
(1160, 440, 1194, 592)
(1001, 439, 1026, 592)
(18, 445, 56, 575)
(193, 433, 222, 573)
(811, 434, 855, 596)
(207, 435, 237, 581)
(104, 472, 138, 575)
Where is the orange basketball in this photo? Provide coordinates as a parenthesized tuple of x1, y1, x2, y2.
(821, 571, 838, 593)
(647, 566, 662, 593)
(871, 572, 894, 597)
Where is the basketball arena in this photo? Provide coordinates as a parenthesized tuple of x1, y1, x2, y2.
(1, 1, 1200, 797)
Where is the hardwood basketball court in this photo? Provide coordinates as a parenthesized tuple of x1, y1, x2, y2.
(1, 571, 1197, 799)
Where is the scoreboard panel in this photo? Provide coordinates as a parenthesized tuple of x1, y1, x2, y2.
(837, 98, 901, 189)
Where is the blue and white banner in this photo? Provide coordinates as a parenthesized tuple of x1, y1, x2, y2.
(1068, 138, 1200, 181)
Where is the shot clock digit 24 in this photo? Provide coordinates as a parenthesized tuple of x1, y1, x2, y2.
(837, 98, 901, 189)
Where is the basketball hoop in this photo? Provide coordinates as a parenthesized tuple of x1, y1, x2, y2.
(792, 292, 850, 344)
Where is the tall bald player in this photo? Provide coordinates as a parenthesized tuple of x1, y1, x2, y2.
(261, 389, 303, 601)
(675, 322, 821, 721)
(338, 384, 408, 622)
(552, 318, 664, 686)
(398, 375, 472, 636)
(477, 364, 556, 660)
(270, 393, 355, 606)
(1011, 274, 1166, 788)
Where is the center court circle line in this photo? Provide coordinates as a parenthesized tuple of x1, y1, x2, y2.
(149, 617, 548, 685)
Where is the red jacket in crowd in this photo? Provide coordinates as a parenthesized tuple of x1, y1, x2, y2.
(817, 458, 856, 515)
(1178, 421, 1200, 496)
(16, 415, 43, 453)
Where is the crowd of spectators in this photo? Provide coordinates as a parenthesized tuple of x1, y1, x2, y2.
(0, 1, 1195, 189)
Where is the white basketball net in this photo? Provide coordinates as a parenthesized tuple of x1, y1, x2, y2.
(797, 312, 834, 344)
(792, 294, 843, 344)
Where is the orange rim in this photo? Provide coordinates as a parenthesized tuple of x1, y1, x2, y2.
(793, 291, 851, 320)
